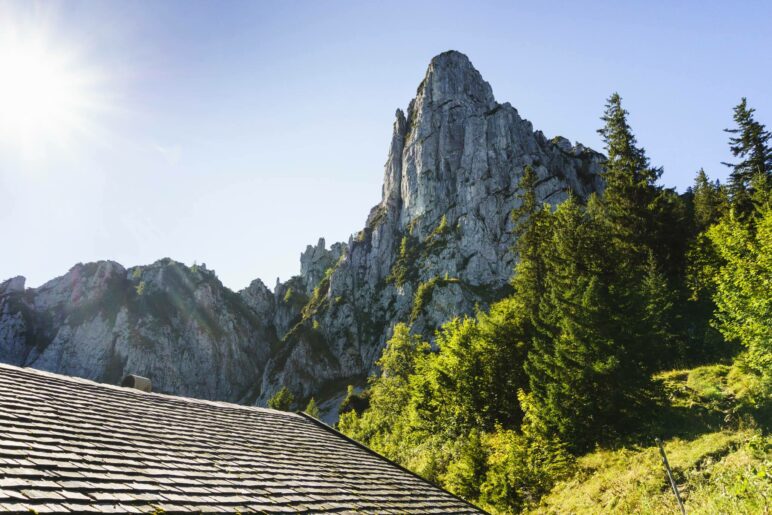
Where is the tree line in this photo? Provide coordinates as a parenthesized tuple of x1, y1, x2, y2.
(336, 94, 772, 513)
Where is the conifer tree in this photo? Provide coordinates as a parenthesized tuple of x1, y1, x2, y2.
(692, 169, 729, 231)
(686, 169, 729, 303)
(596, 93, 661, 252)
(597, 93, 688, 356)
(524, 197, 646, 451)
(511, 165, 552, 327)
(524, 96, 686, 451)
(595, 93, 691, 277)
(723, 98, 772, 213)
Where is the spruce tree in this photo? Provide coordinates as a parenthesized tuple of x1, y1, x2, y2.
(692, 169, 729, 231)
(525, 197, 643, 451)
(524, 97, 684, 451)
(723, 98, 772, 208)
(596, 93, 661, 252)
(685, 170, 734, 363)
(511, 165, 552, 327)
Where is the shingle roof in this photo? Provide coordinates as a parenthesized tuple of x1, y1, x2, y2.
(0, 364, 481, 514)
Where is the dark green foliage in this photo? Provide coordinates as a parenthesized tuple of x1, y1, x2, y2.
(596, 93, 662, 254)
(268, 386, 295, 411)
(524, 197, 660, 452)
(683, 169, 735, 365)
(510, 165, 551, 328)
(336, 94, 772, 513)
(691, 168, 730, 232)
(339, 385, 370, 416)
(723, 98, 772, 216)
(522, 93, 689, 451)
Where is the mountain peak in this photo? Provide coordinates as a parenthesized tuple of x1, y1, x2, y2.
(429, 50, 474, 69)
(419, 50, 495, 107)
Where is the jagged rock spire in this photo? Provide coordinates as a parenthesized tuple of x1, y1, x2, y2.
(417, 51, 495, 108)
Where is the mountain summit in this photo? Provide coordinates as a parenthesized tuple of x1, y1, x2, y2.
(419, 50, 495, 107)
(0, 51, 604, 419)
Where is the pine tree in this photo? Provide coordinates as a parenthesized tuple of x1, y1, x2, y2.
(524, 96, 684, 451)
(685, 170, 735, 363)
(596, 93, 662, 253)
(692, 169, 729, 232)
(511, 165, 552, 327)
(595, 92, 686, 357)
(723, 98, 772, 209)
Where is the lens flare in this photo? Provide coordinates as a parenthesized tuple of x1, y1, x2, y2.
(0, 22, 104, 160)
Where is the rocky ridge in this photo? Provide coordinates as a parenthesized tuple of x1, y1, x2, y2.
(0, 51, 604, 419)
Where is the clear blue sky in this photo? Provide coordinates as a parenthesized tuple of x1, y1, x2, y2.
(1, 0, 769, 291)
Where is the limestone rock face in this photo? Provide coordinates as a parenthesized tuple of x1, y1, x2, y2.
(300, 238, 346, 295)
(257, 51, 604, 412)
(0, 51, 603, 421)
(0, 260, 276, 402)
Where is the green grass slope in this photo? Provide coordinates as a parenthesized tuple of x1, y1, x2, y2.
(530, 365, 771, 514)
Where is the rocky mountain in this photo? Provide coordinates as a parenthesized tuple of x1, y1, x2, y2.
(0, 261, 275, 402)
(0, 51, 604, 419)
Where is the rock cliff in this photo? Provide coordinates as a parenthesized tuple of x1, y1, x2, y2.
(0, 260, 275, 401)
(0, 51, 604, 419)
(258, 51, 603, 413)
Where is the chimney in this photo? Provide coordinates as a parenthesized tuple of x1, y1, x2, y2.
(121, 374, 152, 392)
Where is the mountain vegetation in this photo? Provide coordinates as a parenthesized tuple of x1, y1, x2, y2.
(338, 95, 772, 513)
(0, 51, 767, 513)
(0, 52, 606, 413)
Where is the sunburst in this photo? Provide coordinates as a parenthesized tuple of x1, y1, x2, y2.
(0, 21, 104, 160)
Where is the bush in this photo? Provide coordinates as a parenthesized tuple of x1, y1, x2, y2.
(268, 386, 295, 411)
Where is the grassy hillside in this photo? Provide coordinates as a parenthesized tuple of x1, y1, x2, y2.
(531, 365, 771, 514)
(534, 429, 768, 514)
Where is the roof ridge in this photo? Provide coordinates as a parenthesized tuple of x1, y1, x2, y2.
(0, 361, 301, 419)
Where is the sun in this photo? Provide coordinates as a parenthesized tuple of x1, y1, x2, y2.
(0, 27, 101, 160)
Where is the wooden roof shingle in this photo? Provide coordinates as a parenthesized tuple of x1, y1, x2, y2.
(0, 363, 481, 514)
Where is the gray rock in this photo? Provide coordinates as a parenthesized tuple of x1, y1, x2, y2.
(0, 50, 604, 418)
(299, 238, 346, 295)
(1, 259, 276, 403)
(0, 276, 25, 295)
(257, 51, 604, 406)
